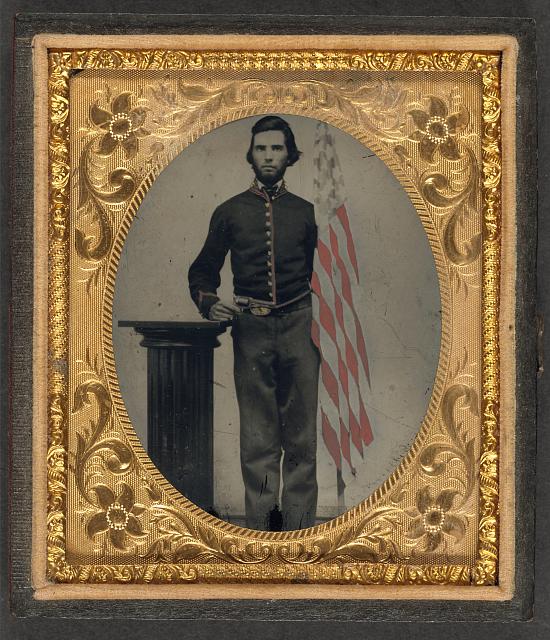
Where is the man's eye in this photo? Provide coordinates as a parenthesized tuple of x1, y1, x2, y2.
(272, 146, 284, 151)
(255, 146, 266, 151)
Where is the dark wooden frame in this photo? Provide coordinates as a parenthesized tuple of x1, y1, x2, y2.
(3, 4, 543, 638)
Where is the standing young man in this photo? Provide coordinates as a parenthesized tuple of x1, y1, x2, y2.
(188, 116, 319, 531)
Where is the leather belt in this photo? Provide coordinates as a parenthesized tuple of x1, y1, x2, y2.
(234, 292, 311, 316)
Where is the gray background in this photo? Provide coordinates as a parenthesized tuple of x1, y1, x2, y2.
(4, 3, 543, 638)
(112, 115, 441, 523)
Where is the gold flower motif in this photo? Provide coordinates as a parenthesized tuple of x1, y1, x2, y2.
(408, 96, 468, 163)
(86, 483, 147, 550)
(90, 92, 149, 159)
(405, 487, 466, 552)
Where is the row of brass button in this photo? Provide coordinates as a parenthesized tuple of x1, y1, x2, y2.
(265, 200, 273, 298)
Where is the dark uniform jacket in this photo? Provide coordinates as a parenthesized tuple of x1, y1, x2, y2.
(188, 182, 317, 317)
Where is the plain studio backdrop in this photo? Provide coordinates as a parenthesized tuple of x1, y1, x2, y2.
(112, 114, 441, 525)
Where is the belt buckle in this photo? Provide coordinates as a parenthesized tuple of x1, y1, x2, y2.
(250, 305, 271, 316)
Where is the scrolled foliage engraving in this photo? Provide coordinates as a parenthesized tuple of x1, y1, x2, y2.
(277, 507, 403, 564)
(408, 96, 482, 269)
(72, 380, 134, 505)
(45, 48, 500, 585)
(75, 91, 145, 264)
(142, 504, 273, 564)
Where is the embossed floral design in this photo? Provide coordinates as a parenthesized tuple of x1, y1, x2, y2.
(86, 483, 147, 550)
(408, 96, 468, 163)
(90, 92, 149, 158)
(405, 487, 466, 552)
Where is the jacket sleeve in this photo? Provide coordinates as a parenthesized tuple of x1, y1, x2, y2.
(188, 206, 229, 317)
(305, 204, 318, 280)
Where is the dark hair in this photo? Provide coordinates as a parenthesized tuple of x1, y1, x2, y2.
(246, 116, 302, 166)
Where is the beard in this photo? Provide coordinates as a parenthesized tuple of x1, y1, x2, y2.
(252, 162, 287, 186)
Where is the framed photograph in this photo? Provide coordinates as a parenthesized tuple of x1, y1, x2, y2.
(9, 11, 537, 624)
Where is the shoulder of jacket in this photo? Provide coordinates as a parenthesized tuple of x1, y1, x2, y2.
(209, 191, 252, 224)
(283, 191, 314, 209)
(285, 191, 313, 208)
(216, 190, 255, 210)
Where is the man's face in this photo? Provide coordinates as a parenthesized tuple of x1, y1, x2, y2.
(250, 130, 289, 186)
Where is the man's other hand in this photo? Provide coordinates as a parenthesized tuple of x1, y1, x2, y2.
(208, 300, 241, 321)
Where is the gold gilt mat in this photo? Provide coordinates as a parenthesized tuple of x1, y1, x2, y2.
(35, 38, 513, 595)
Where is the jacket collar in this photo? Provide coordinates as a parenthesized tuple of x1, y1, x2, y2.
(249, 178, 287, 201)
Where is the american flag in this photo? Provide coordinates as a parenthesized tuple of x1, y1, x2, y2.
(311, 122, 374, 489)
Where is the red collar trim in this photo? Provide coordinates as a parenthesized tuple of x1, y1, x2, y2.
(249, 179, 287, 200)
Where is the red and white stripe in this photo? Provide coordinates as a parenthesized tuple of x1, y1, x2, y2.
(312, 122, 374, 485)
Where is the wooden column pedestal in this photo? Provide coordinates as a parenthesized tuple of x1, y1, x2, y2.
(118, 321, 229, 513)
